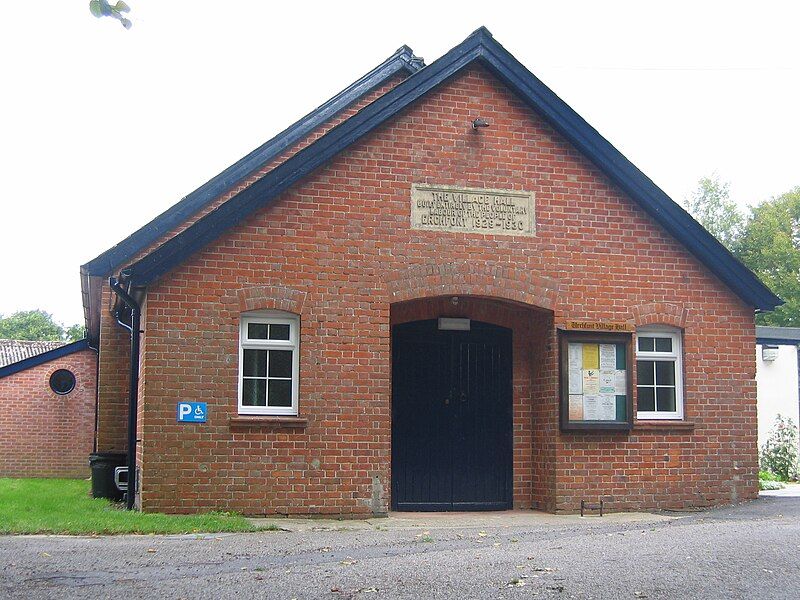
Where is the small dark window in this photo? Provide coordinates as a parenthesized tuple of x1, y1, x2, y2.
(655, 337, 672, 352)
(247, 323, 268, 339)
(49, 369, 76, 395)
(269, 323, 290, 340)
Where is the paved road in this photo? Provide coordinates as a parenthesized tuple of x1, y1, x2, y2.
(2, 496, 799, 599)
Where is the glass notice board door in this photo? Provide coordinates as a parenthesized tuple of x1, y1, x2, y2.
(559, 331, 633, 431)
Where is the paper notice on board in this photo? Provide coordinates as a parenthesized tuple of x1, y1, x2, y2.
(568, 343, 582, 369)
(582, 344, 599, 369)
(599, 344, 616, 370)
(614, 369, 627, 394)
(599, 371, 615, 394)
(568, 344, 582, 393)
(598, 394, 617, 420)
(583, 370, 600, 394)
(569, 394, 584, 420)
(583, 395, 600, 420)
(569, 368, 583, 394)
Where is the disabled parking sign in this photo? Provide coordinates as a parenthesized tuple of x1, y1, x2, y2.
(177, 402, 207, 423)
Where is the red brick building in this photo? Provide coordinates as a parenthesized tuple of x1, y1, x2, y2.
(0, 340, 97, 478)
(80, 29, 780, 515)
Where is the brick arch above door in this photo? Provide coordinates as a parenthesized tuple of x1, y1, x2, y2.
(385, 261, 561, 311)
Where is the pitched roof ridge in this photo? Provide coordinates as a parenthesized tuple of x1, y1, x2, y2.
(467, 25, 493, 39)
(0, 338, 70, 369)
(81, 44, 424, 278)
(0, 338, 66, 345)
(0, 339, 91, 377)
(117, 29, 781, 311)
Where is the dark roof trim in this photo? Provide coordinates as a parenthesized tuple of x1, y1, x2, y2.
(478, 39, 780, 312)
(0, 339, 92, 380)
(81, 45, 424, 277)
(756, 326, 800, 345)
(757, 338, 799, 346)
(123, 27, 781, 311)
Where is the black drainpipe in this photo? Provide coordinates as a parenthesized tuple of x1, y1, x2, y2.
(109, 276, 140, 511)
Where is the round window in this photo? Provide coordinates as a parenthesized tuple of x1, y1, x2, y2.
(49, 369, 76, 395)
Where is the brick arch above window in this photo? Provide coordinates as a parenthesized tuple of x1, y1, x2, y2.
(235, 285, 307, 315)
(385, 261, 561, 310)
(631, 302, 688, 329)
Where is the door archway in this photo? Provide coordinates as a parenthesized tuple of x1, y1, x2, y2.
(391, 319, 513, 511)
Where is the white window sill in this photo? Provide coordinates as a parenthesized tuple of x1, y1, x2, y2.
(229, 415, 308, 429)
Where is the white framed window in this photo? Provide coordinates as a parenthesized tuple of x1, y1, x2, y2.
(238, 311, 299, 415)
(635, 327, 684, 420)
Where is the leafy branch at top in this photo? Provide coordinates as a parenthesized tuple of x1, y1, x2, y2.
(684, 177, 800, 326)
(89, 0, 132, 30)
(0, 310, 85, 342)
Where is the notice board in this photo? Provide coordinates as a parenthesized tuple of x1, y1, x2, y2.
(559, 331, 633, 431)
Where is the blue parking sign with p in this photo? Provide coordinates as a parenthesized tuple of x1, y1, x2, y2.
(177, 402, 207, 423)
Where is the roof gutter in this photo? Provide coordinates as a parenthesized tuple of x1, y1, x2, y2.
(109, 275, 141, 511)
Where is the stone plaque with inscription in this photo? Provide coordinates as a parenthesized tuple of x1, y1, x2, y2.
(411, 184, 535, 237)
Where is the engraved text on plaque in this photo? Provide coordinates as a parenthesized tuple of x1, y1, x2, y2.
(411, 184, 535, 236)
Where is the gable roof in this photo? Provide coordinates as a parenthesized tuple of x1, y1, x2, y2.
(0, 339, 91, 379)
(81, 45, 424, 279)
(114, 27, 781, 312)
(0, 339, 67, 368)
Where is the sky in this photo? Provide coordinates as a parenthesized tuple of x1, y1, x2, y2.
(1, 1, 798, 327)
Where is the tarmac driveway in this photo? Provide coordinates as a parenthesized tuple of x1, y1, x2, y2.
(1, 495, 799, 599)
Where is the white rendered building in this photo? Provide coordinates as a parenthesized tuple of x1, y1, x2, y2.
(756, 326, 800, 453)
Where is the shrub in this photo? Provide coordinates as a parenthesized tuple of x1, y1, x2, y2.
(760, 415, 799, 481)
(759, 470, 780, 481)
(759, 479, 784, 491)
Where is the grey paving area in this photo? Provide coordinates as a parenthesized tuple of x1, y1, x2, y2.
(759, 482, 800, 497)
(249, 508, 676, 533)
(2, 496, 799, 599)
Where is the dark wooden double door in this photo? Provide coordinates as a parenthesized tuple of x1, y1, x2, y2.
(391, 319, 513, 511)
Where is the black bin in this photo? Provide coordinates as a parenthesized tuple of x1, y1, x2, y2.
(89, 452, 126, 501)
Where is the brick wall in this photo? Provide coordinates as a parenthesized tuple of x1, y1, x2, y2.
(531, 312, 558, 511)
(114, 64, 757, 514)
(96, 285, 130, 453)
(95, 75, 413, 465)
(0, 349, 96, 478)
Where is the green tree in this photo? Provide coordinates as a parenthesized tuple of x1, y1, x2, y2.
(738, 187, 800, 326)
(89, 0, 132, 29)
(0, 310, 85, 342)
(0, 310, 63, 341)
(683, 175, 744, 252)
(65, 324, 87, 342)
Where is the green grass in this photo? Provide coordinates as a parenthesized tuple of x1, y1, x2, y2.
(0, 478, 263, 535)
